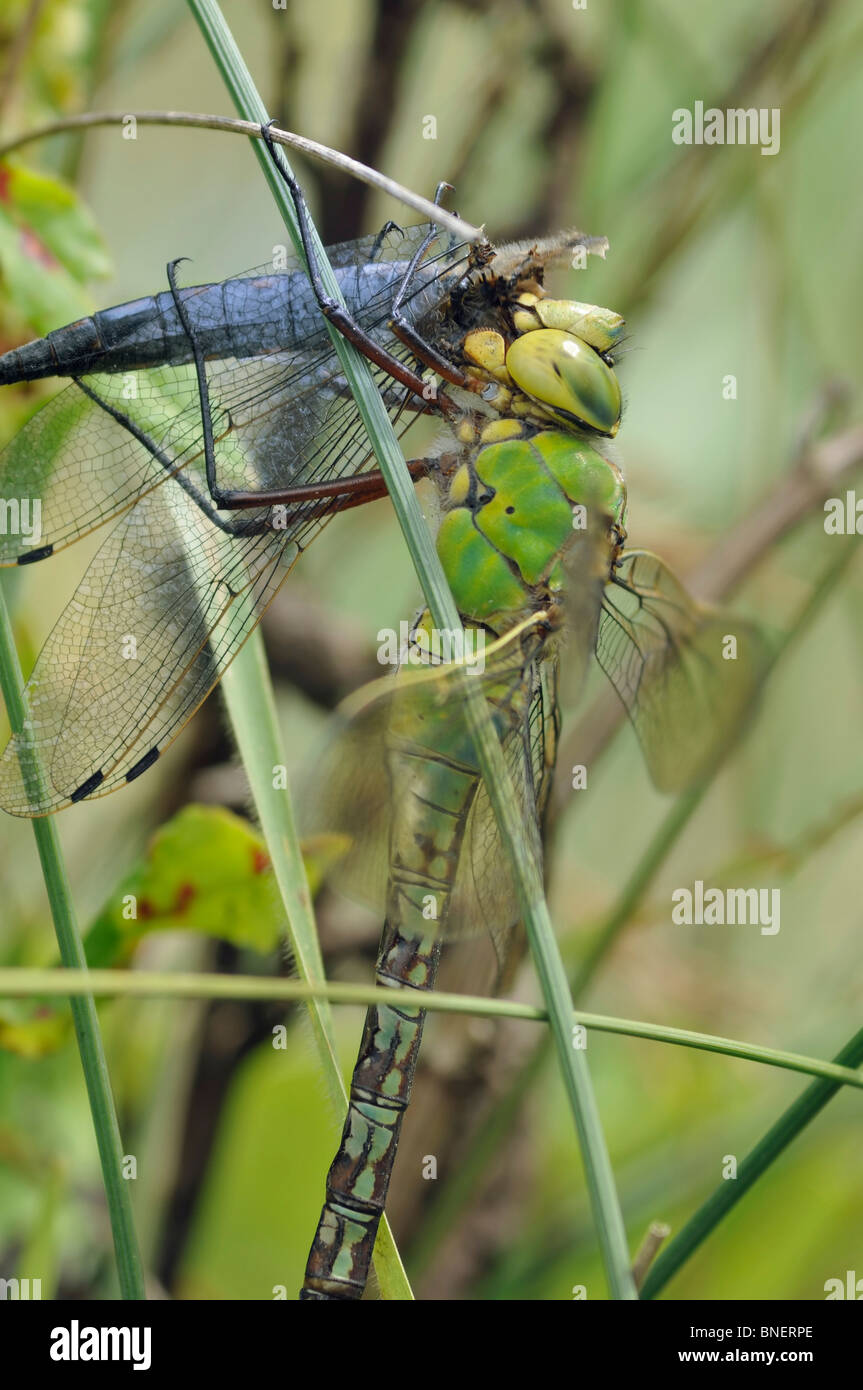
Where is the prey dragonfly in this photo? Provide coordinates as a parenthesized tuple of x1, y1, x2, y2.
(0, 131, 765, 1298)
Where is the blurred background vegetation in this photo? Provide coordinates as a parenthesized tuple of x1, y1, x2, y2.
(0, 0, 861, 1300)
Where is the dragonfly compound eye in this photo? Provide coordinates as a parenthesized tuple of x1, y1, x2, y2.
(506, 328, 621, 437)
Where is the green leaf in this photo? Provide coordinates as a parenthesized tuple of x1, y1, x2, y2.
(86, 805, 287, 962)
(0, 160, 111, 333)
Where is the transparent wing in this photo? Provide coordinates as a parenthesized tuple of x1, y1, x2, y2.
(0, 459, 298, 815)
(556, 484, 621, 707)
(449, 653, 558, 951)
(0, 225, 470, 563)
(596, 550, 770, 792)
(302, 620, 553, 940)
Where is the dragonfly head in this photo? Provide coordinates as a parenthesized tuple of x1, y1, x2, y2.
(505, 327, 622, 438)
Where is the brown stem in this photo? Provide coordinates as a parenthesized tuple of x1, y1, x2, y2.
(0, 110, 480, 244)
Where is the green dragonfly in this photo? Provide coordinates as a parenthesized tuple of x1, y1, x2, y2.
(295, 360, 766, 1298)
(288, 222, 766, 1298)
(0, 131, 765, 1299)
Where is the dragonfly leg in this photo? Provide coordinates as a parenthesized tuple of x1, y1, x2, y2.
(387, 313, 471, 400)
(79, 355, 434, 533)
(165, 258, 278, 514)
(385, 183, 483, 398)
(368, 218, 403, 260)
(260, 122, 456, 413)
(371, 182, 477, 398)
(237, 455, 434, 524)
(72, 379, 271, 539)
(166, 258, 430, 517)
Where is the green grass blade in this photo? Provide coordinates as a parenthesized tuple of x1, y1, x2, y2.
(219, 636, 337, 1078)
(0, 582, 145, 1299)
(1, 966, 862, 1092)
(640, 1024, 863, 1299)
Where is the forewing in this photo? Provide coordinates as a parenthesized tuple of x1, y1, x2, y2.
(0, 366, 200, 562)
(596, 550, 769, 792)
(0, 465, 297, 815)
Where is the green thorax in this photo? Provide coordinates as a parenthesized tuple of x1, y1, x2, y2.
(436, 422, 626, 630)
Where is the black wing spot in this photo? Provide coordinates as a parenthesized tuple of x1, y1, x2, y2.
(125, 747, 160, 783)
(18, 544, 54, 564)
(70, 770, 105, 802)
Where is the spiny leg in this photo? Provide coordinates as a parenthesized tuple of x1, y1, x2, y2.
(73, 378, 270, 539)
(260, 122, 469, 409)
(167, 255, 435, 517)
(166, 257, 295, 513)
(387, 182, 478, 393)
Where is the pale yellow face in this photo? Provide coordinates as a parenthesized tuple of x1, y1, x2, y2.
(458, 294, 624, 440)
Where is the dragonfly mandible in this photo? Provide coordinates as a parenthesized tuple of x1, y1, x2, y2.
(0, 130, 766, 1299)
